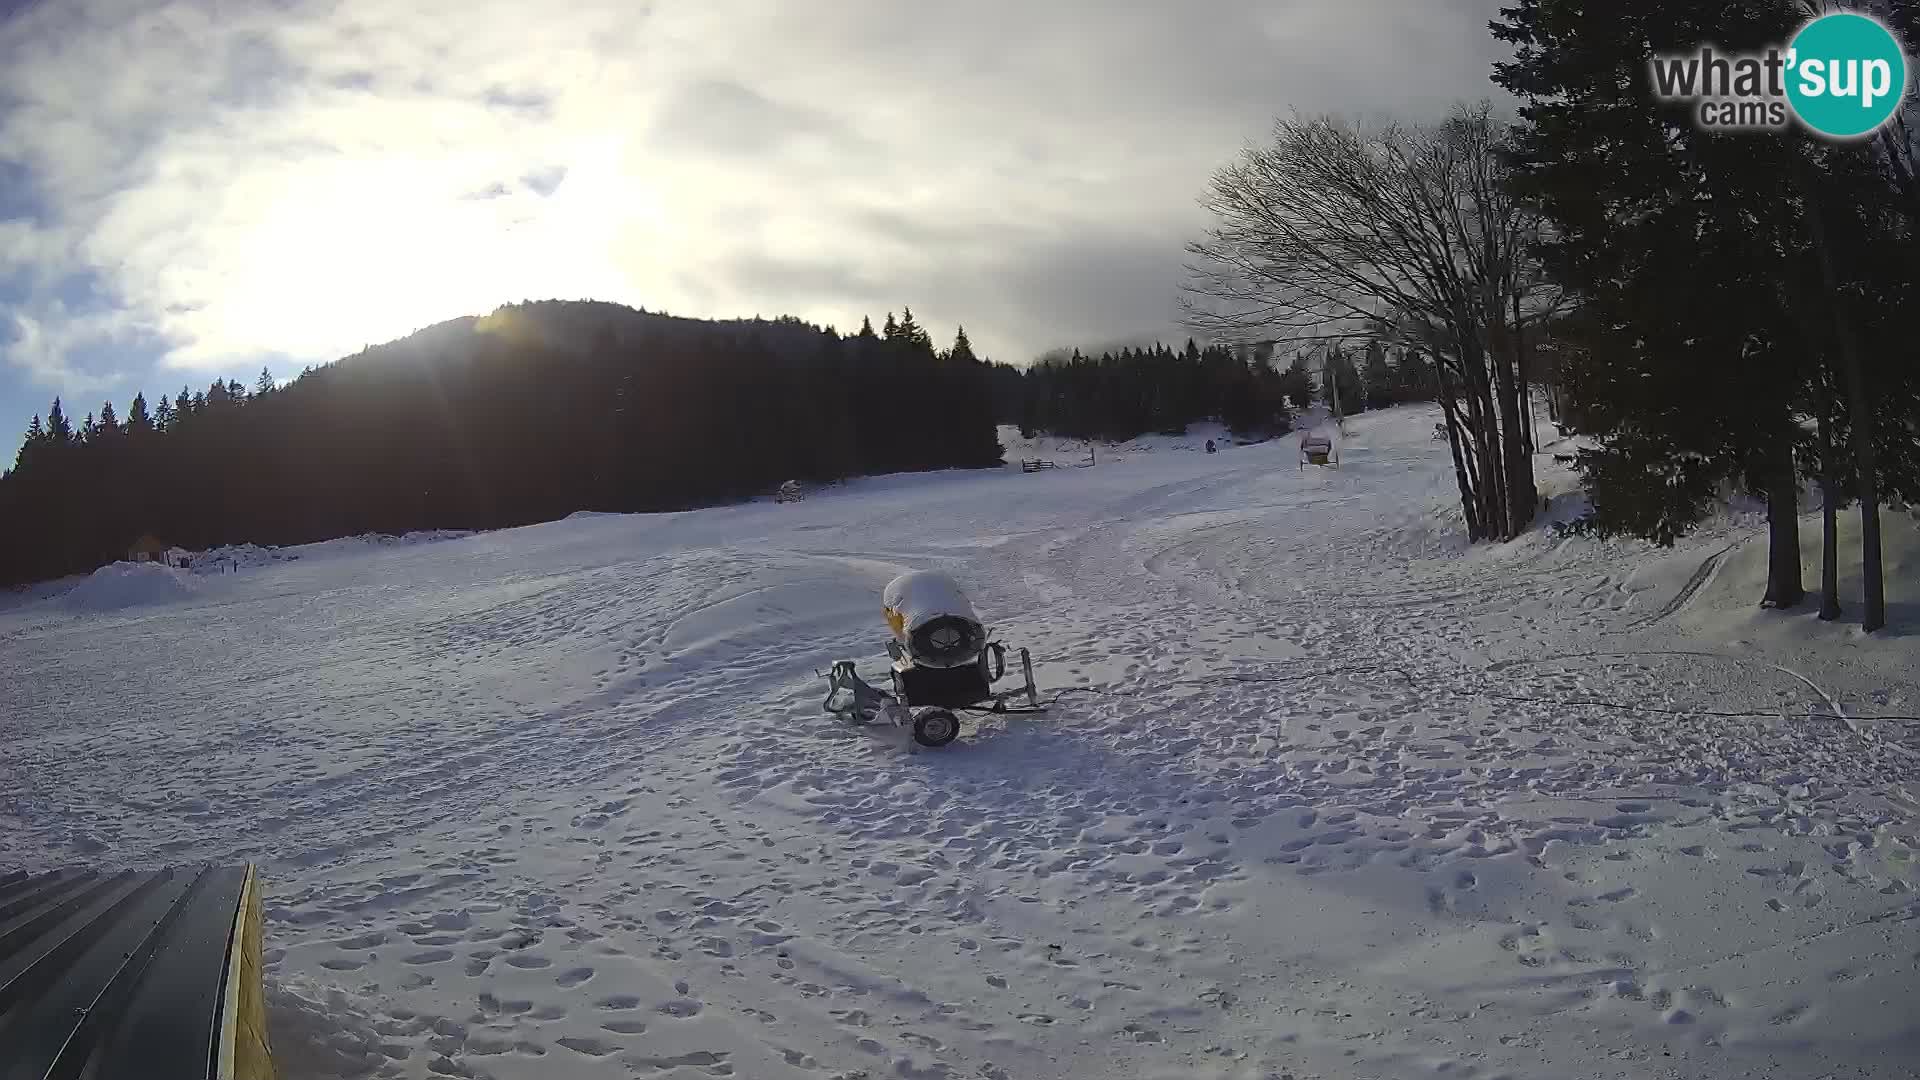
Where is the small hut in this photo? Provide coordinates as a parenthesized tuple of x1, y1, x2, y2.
(127, 533, 169, 563)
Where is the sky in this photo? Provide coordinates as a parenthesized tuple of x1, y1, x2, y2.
(0, 0, 1513, 460)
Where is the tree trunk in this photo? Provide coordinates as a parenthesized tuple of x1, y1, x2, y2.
(1458, 336, 1507, 538)
(1492, 313, 1536, 538)
(1761, 437, 1805, 610)
(1514, 291, 1538, 457)
(1804, 169, 1886, 632)
(1435, 362, 1483, 541)
(1840, 367, 1885, 632)
(1817, 405, 1842, 621)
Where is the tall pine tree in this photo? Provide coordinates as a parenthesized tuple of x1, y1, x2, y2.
(1494, 0, 1815, 606)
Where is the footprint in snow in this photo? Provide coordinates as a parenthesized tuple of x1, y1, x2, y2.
(623, 1051, 730, 1070)
(505, 953, 552, 969)
(1769, 1003, 1812, 1025)
(556, 1036, 618, 1057)
(601, 1019, 648, 1035)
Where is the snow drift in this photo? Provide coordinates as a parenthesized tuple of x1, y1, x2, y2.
(192, 531, 477, 573)
(59, 561, 200, 612)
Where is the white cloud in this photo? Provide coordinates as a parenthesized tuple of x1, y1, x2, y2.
(3, 302, 149, 395)
(0, 0, 1512, 383)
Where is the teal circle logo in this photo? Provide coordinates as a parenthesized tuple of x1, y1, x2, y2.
(1787, 13, 1909, 138)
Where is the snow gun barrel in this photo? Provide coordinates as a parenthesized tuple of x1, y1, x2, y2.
(882, 570, 986, 669)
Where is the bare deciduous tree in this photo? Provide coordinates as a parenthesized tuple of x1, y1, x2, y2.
(1181, 103, 1561, 541)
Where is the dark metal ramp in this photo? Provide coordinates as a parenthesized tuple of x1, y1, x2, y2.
(0, 864, 275, 1080)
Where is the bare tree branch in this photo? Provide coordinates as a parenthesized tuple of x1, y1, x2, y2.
(1180, 104, 1556, 540)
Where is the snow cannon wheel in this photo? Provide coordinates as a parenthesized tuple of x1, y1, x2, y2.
(912, 709, 961, 748)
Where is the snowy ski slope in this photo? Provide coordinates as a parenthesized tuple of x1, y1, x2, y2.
(2, 405, 1916, 1080)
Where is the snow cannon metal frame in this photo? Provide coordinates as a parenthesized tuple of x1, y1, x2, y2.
(822, 571, 1040, 747)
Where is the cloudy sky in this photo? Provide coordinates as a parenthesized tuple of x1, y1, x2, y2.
(0, 0, 1511, 457)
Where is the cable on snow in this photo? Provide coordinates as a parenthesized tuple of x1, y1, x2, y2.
(827, 658, 1920, 724)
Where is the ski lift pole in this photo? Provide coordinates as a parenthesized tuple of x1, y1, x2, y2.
(1327, 351, 1344, 432)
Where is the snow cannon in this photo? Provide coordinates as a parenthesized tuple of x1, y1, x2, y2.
(822, 571, 1041, 747)
(883, 570, 985, 669)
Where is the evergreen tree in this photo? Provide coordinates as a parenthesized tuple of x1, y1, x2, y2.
(97, 401, 120, 438)
(1011, 339, 1301, 441)
(1280, 354, 1316, 411)
(0, 300, 1010, 587)
(255, 368, 276, 396)
(1325, 346, 1364, 419)
(896, 307, 933, 352)
(856, 316, 877, 339)
(1362, 341, 1393, 410)
(15, 415, 43, 470)
(882, 312, 899, 341)
(128, 393, 152, 434)
(1493, 0, 1835, 607)
(47, 398, 71, 444)
(1393, 349, 1438, 403)
(948, 326, 977, 365)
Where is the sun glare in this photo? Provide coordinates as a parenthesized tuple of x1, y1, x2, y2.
(162, 137, 659, 369)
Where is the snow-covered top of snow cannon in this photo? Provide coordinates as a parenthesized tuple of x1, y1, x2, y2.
(883, 570, 985, 669)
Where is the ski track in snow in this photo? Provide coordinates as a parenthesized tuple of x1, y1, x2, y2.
(3, 408, 1917, 1080)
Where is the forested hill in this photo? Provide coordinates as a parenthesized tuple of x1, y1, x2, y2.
(0, 300, 1003, 586)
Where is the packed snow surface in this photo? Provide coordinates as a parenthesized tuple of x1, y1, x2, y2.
(3, 405, 1917, 1080)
